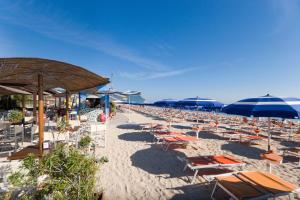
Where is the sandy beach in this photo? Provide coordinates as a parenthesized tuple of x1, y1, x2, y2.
(96, 109, 300, 200)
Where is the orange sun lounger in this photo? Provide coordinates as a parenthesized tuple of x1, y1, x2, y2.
(162, 135, 198, 151)
(211, 171, 300, 200)
(153, 131, 185, 142)
(183, 155, 246, 183)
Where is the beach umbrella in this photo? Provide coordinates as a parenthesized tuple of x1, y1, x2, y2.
(222, 94, 300, 151)
(120, 91, 141, 123)
(154, 99, 178, 107)
(176, 97, 223, 110)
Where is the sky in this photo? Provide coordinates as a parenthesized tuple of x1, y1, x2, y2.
(0, 0, 300, 103)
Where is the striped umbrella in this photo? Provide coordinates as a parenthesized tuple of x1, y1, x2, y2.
(222, 94, 300, 150)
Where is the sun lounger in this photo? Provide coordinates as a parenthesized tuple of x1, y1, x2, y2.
(210, 171, 300, 200)
(260, 152, 283, 172)
(153, 131, 185, 142)
(162, 135, 198, 151)
(182, 155, 246, 183)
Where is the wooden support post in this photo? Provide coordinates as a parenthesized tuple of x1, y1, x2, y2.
(38, 74, 44, 154)
(22, 95, 26, 118)
(58, 97, 61, 108)
(33, 92, 37, 124)
(78, 92, 81, 121)
(66, 91, 69, 124)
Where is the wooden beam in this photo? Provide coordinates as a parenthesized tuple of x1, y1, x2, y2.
(38, 74, 44, 154)
(33, 92, 37, 124)
(22, 95, 25, 118)
(66, 91, 69, 124)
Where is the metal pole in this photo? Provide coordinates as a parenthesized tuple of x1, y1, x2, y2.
(38, 74, 44, 154)
(105, 94, 110, 120)
(268, 117, 271, 151)
(128, 96, 130, 122)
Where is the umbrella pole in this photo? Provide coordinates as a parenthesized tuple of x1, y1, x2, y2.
(128, 96, 131, 123)
(38, 74, 44, 155)
(196, 107, 199, 124)
(268, 117, 271, 151)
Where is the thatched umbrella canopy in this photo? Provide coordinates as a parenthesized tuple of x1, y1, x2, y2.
(0, 57, 109, 158)
(0, 57, 109, 92)
(0, 85, 31, 95)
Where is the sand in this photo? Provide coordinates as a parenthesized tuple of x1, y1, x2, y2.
(1, 109, 299, 199)
(96, 109, 300, 200)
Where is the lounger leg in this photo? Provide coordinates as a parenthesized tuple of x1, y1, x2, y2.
(210, 181, 218, 199)
(183, 164, 188, 171)
(164, 143, 170, 151)
(288, 193, 295, 200)
(191, 170, 198, 184)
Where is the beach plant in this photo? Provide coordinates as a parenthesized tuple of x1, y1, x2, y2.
(7, 110, 23, 123)
(78, 135, 92, 149)
(8, 144, 101, 200)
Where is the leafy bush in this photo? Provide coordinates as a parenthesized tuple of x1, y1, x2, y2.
(8, 110, 23, 123)
(79, 135, 92, 149)
(8, 144, 100, 200)
(57, 117, 68, 133)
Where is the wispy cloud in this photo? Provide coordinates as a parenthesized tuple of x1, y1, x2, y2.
(118, 67, 201, 80)
(269, 0, 299, 33)
(0, 1, 170, 72)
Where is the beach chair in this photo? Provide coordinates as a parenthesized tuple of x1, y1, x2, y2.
(162, 135, 198, 151)
(260, 151, 283, 173)
(153, 131, 185, 143)
(210, 171, 300, 200)
(182, 155, 246, 183)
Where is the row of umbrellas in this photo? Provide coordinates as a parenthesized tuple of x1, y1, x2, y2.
(155, 94, 300, 151)
(154, 97, 224, 109)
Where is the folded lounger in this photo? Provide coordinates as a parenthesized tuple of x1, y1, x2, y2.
(162, 135, 198, 151)
(183, 155, 246, 183)
(210, 171, 300, 200)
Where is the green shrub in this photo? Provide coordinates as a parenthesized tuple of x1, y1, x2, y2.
(8, 110, 23, 123)
(79, 135, 92, 149)
(8, 144, 100, 200)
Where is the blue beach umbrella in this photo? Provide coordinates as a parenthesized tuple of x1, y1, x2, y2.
(176, 97, 223, 110)
(154, 99, 178, 107)
(222, 94, 300, 150)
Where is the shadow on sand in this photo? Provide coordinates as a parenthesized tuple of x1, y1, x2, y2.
(118, 132, 153, 142)
(169, 183, 211, 200)
(221, 142, 265, 160)
(130, 144, 188, 179)
(171, 125, 192, 130)
(117, 124, 142, 130)
(197, 131, 225, 140)
(280, 140, 300, 148)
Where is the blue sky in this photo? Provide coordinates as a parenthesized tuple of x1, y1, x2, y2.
(0, 0, 300, 103)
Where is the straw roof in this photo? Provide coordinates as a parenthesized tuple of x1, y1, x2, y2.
(0, 57, 109, 92)
(0, 85, 31, 95)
